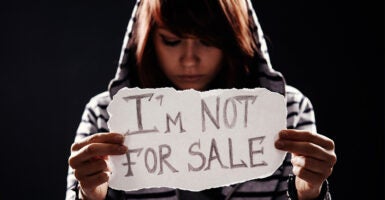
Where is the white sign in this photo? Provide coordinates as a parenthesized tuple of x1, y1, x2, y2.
(107, 87, 286, 191)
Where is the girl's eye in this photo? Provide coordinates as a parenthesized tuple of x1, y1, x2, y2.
(200, 39, 213, 47)
(160, 35, 181, 46)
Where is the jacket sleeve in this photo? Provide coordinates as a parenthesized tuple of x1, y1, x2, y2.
(65, 92, 111, 200)
(221, 87, 325, 199)
(285, 86, 332, 200)
(286, 86, 317, 133)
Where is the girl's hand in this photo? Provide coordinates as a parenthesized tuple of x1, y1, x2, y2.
(275, 129, 337, 200)
(68, 133, 127, 200)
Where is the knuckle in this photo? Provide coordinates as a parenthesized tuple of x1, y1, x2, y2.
(97, 172, 109, 183)
(327, 167, 333, 177)
(79, 181, 91, 191)
(74, 170, 82, 180)
(325, 139, 335, 150)
(71, 142, 80, 152)
(305, 131, 314, 136)
(88, 132, 108, 143)
(84, 144, 96, 155)
(331, 153, 337, 164)
(320, 170, 330, 181)
(92, 158, 107, 169)
(98, 159, 108, 168)
(303, 131, 314, 138)
(88, 134, 99, 143)
(68, 156, 76, 167)
(68, 153, 82, 169)
(329, 139, 335, 148)
(327, 153, 337, 167)
(305, 143, 317, 152)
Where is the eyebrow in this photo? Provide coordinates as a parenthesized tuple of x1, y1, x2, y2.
(157, 27, 174, 34)
(156, 27, 197, 39)
(156, 28, 180, 38)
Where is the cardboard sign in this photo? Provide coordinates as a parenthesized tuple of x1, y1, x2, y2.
(107, 87, 286, 191)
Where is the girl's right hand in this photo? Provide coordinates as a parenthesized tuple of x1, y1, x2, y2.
(68, 133, 127, 200)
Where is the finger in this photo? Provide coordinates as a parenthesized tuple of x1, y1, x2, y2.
(275, 140, 336, 164)
(279, 130, 335, 150)
(74, 159, 109, 181)
(71, 133, 125, 152)
(292, 165, 328, 186)
(69, 143, 127, 169)
(79, 171, 110, 190)
(291, 155, 334, 175)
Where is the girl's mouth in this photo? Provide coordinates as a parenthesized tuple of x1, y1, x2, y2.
(178, 75, 204, 82)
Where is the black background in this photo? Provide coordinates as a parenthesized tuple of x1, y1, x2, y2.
(1, 0, 383, 199)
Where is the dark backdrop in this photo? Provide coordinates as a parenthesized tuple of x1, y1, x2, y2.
(1, 0, 383, 199)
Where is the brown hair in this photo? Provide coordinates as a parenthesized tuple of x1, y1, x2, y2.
(129, 0, 258, 89)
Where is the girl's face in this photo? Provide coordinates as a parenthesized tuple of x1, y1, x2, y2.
(153, 27, 224, 91)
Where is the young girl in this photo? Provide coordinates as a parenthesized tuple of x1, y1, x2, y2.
(66, 0, 336, 199)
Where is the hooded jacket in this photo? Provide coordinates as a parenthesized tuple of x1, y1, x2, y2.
(66, 0, 330, 199)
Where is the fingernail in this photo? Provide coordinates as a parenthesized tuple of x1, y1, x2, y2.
(115, 134, 124, 141)
(279, 130, 288, 137)
(119, 145, 128, 153)
(275, 141, 284, 149)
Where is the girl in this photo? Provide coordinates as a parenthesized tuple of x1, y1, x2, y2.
(67, 0, 336, 199)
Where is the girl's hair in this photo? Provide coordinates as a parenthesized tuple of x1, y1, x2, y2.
(129, 0, 259, 89)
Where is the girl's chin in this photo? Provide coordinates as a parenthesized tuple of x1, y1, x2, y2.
(175, 85, 205, 91)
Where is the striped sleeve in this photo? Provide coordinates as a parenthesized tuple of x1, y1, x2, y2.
(220, 85, 318, 199)
(66, 92, 181, 200)
(66, 92, 112, 200)
(75, 91, 111, 140)
(285, 85, 317, 132)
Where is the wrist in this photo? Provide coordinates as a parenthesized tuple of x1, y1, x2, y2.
(77, 184, 107, 200)
(287, 174, 330, 200)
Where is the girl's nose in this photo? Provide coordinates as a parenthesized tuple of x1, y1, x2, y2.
(180, 39, 200, 68)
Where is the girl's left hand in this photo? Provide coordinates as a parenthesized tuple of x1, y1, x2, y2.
(275, 129, 337, 200)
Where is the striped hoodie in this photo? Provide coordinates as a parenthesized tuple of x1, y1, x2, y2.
(66, 0, 331, 199)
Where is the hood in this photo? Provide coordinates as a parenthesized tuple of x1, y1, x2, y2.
(108, 0, 286, 98)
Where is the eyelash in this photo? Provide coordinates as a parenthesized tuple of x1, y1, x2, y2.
(160, 35, 213, 47)
(160, 35, 181, 46)
(200, 40, 212, 46)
